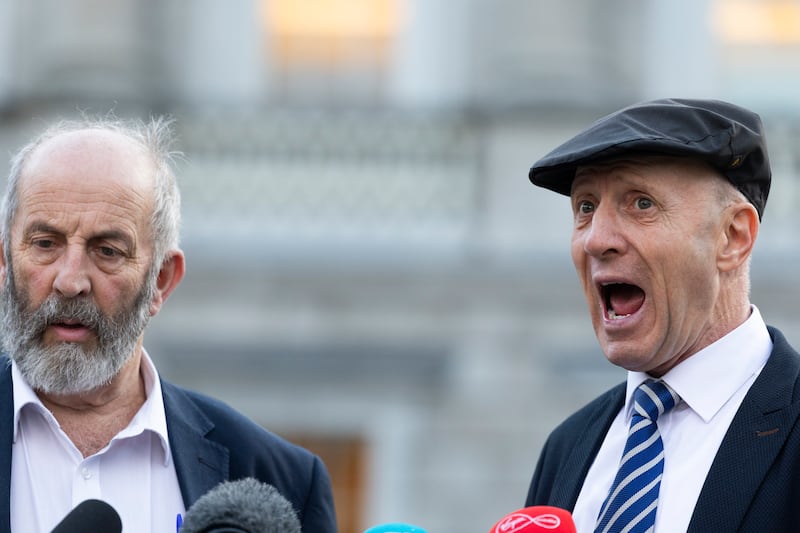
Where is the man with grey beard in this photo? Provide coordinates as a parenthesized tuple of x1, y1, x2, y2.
(0, 117, 337, 533)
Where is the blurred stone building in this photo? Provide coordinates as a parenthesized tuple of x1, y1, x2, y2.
(0, 1, 798, 531)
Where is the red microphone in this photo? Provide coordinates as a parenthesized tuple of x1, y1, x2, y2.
(489, 506, 576, 533)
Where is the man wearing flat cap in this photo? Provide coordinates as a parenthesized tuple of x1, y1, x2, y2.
(525, 99, 800, 532)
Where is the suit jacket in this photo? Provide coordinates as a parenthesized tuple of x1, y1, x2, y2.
(526, 326, 800, 532)
(0, 356, 338, 533)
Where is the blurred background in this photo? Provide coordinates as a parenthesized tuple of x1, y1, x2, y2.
(0, 0, 799, 531)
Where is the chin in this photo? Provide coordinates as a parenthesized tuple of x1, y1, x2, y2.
(603, 349, 652, 373)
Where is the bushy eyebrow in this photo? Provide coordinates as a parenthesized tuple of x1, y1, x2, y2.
(22, 221, 135, 251)
(89, 230, 136, 252)
(21, 221, 60, 239)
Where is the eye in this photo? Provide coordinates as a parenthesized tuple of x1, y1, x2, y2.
(91, 242, 129, 271)
(32, 239, 55, 250)
(635, 197, 654, 210)
(98, 246, 120, 258)
(577, 200, 595, 214)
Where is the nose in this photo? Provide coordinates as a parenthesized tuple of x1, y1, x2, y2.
(52, 245, 91, 298)
(580, 203, 627, 258)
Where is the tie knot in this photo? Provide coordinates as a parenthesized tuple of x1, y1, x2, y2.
(633, 380, 680, 422)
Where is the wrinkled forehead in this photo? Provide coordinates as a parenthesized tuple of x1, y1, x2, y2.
(572, 155, 724, 194)
(11, 129, 158, 238)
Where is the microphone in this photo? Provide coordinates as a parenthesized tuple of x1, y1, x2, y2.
(489, 506, 576, 533)
(363, 523, 428, 533)
(179, 478, 301, 533)
(50, 499, 122, 533)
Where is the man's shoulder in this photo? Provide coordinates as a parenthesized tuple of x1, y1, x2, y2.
(160, 379, 313, 461)
(754, 325, 800, 403)
(161, 379, 252, 426)
(158, 381, 337, 532)
(767, 325, 800, 361)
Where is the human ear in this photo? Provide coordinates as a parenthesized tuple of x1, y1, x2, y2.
(717, 202, 759, 272)
(148, 250, 186, 316)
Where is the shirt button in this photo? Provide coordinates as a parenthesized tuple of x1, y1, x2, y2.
(81, 467, 92, 480)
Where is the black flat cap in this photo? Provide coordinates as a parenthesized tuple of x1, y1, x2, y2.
(529, 98, 771, 219)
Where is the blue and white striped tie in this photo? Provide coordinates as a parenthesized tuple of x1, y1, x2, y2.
(595, 379, 680, 533)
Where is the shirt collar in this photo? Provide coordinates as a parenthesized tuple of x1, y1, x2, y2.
(625, 305, 773, 423)
(11, 350, 173, 465)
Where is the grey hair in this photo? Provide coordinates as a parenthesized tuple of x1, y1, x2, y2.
(1, 115, 182, 268)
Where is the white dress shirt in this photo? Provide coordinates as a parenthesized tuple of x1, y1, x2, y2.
(572, 306, 773, 533)
(11, 351, 185, 533)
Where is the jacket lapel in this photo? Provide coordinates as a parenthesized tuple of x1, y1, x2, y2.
(688, 327, 800, 532)
(161, 380, 230, 508)
(552, 384, 625, 509)
(0, 360, 13, 533)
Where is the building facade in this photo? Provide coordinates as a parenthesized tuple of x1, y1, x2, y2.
(0, 1, 799, 531)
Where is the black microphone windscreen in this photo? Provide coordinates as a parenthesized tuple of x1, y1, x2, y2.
(50, 499, 122, 533)
(180, 478, 301, 533)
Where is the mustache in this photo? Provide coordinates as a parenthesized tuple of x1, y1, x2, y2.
(25, 295, 108, 337)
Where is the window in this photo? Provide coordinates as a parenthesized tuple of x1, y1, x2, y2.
(712, 0, 800, 44)
(262, 0, 404, 103)
(283, 433, 367, 533)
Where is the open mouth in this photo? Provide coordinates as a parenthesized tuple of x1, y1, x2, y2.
(602, 283, 645, 320)
(46, 319, 96, 343)
(53, 320, 88, 329)
(47, 318, 94, 337)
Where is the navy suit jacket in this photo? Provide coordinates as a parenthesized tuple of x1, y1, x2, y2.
(527, 326, 800, 532)
(0, 356, 338, 533)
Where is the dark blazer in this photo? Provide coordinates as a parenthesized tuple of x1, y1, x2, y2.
(0, 356, 338, 533)
(527, 326, 800, 532)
